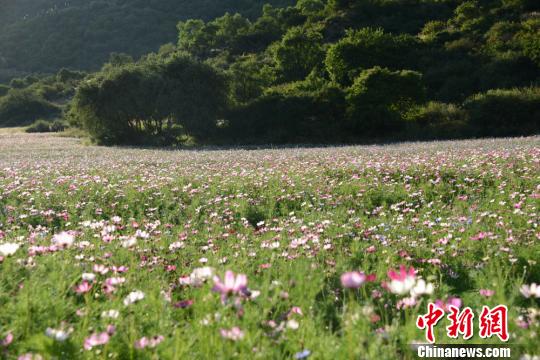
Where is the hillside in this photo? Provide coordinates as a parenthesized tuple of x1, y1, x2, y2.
(1, 0, 539, 143)
(0, 0, 293, 81)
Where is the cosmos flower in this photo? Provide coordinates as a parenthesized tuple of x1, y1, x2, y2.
(101, 310, 120, 319)
(220, 327, 244, 341)
(410, 279, 434, 298)
(295, 350, 311, 359)
(17, 354, 43, 360)
(81, 273, 96, 282)
(83, 332, 110, 350)
(434, 297, 462, 311)
(134, 335, 164, 349)
(45, 326, 73, 341)
(1, 332, 13, 347)
(189, 267, 215, 286)
(212, 270, 249, 302)
(74, 281, 92, 294)
(0, 243, 19, 257)
(479, 289, 495, 297)
(123, 290, 145, 306)
(340, 271, 367, 289)
(387, 265, 416, 295)
(520, 283, 540, 298)
(51, 232, 75, 247)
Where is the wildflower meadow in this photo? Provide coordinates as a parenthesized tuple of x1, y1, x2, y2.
(0, 133, 539, 359)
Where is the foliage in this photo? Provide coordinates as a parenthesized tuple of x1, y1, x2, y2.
(3, 0, 540, 143)
(464, 87, 540, 137)
(0, 89, 60, 126)
(25, 119, 54, 133)
(346, 67, 425, 138)
(0, 134, 539, 358)
(325, 28, 420, 85)
(0, 0, 294, 79)
(406, 102, 470, 140)
(72, 54, 228, 145)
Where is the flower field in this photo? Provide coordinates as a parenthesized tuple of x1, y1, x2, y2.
(0, 134, 539, 359)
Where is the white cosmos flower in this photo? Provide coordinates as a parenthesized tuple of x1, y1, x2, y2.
(389, 276, 416, 295)
(121, 237, 137, 248)
(52, 232, 75, 247)
(101, 309, 120, 319)
(0, 243, 20, 256)
(82, 273, 96, 282)
(124, 290, 145, 306)
(189, 267, 215, 286)
(45, 327, 73, 341)
(410, 279, 434, 298)
(520, 283, 540, 299)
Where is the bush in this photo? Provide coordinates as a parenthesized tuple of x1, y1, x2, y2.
(0, 89, 61, 127)
(463, 87, 540, 137)
(225, 78, 346, 144)
(346, 67, 425, 138)
(72, 54, 228, 145)
(325, 28, 420, 85)
(406, 102, 470, 140)
(50, 120, 67, 132)
(25, 119, 52, 133)
(0, 84, 9, 97)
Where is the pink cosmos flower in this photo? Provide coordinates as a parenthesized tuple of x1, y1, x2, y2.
(74, 281, 92, 294)
(340, 271, 367, 289)
(83, 332, 110, 350)
(93, 264, 109, 275)
(17, 353, 43, 360)
(105, 277, 125, 286)
(1, 332, 13, 347)
(479, 289, 495, 297)
(212, 270, 249, 302)
(220, 327, 244, 341)
(434, 297, 462, 311)
(387, 265, 416, 295)
(173, 299, 194, 309)
(134, 335, 164, 349)
(51, 232, 74, 247)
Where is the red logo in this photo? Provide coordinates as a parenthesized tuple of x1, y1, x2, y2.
(417, 303, 509, 343)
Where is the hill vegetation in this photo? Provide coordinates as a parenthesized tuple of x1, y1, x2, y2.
(1, 0, 539, 144)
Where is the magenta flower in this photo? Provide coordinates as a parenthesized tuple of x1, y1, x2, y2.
(479, 289, 495, 297)
(220, 327, 244, 341)
(212, 270, 249, 302)
(74, 281, 92, 294)
(340, 271, 367, 289)
(83, 332, 110, 350)
(387, 265, 416, 295)
(1, 332, 13, 347)
(434, 296, 462, 311)
(173, 299, 194, 309)
(134, 335, 164, 349)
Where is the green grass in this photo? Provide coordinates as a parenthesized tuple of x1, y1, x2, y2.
(0, 135, 538, 359)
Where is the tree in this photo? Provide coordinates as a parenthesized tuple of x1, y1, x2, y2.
(346, 67, 425, 137)
(72, 54, 228, 145)
(273, 26, 324, 82)
(325, 28, 419, 85)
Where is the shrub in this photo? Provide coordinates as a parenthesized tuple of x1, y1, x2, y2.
(407, 102, 470, 140)
(225, 78, 346, 144)
(0, 84, 9, 97)
(463, 87, 540, 137)
(25, 119, 52, 133)
(50, 119, 67, 132)
(72, 54, 228, 145)
(346, 67, 425, 138)
(325, 28, 420, 85)
(0, 89, 61, 127)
